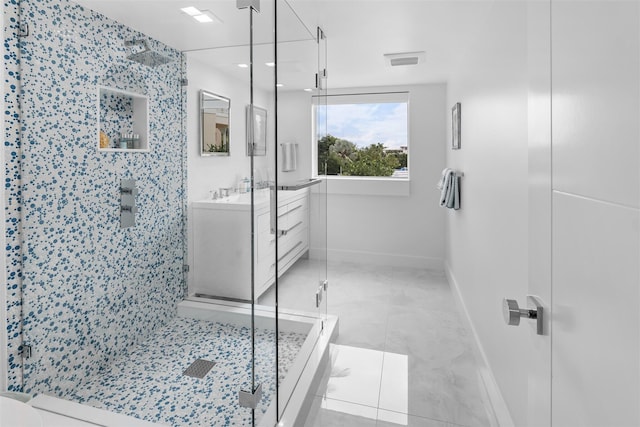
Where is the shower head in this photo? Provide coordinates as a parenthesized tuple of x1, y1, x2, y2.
(125, 39, 174, 68)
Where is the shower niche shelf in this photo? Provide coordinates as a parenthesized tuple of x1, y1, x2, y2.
(98, 86, 149, 152)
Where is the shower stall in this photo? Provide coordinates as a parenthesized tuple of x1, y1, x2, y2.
(5, 0, 332, 425)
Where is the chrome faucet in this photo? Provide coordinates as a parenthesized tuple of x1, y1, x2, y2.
(256, 180, 273, 190)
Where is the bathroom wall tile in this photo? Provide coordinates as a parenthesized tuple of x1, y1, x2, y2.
(3, 0, 26, 391)
(4, 0, 187, 395)
(552, 1, 640, 207)
(552, 191, 640, 426)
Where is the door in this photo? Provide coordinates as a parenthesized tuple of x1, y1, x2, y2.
(528, 1, 640, 425)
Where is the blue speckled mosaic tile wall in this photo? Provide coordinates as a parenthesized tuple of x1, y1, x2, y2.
(4, 0, 28, 392)
(4, 0, 187, 395)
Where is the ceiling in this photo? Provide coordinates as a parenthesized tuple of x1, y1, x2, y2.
(74, 0, 497, 91)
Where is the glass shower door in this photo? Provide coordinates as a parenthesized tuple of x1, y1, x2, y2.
(243, 1, 277, 425)
(272, 0, 330, 418)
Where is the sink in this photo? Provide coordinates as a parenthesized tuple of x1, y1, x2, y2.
(0, 396, 43, 427)
(204, 188, 270, 205)
(215, 193, 242, 203)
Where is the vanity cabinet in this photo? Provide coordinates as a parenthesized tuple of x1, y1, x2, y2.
(191, 188, 309, 301)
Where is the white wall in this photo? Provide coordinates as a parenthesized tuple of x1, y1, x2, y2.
(276, 90, 313, 185)
(445, 2, 529, 425)
(186, 56, 273, 293)
(279, 84, 447, 268)
(186, 56, 273, 203)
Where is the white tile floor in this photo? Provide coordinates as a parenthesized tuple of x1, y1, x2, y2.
(261, 259, 493, 427)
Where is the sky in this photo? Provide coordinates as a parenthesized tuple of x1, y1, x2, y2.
(317, 102, 408, 150)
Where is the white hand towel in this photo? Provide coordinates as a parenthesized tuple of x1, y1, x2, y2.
(439, 168, 453, 207)
(438, 168, 461, 210)
(437, 168, 451, 190)
(450, 174, 460, 210)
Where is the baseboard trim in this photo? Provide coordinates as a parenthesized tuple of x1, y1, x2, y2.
(310, 247, 444, 270)
(445, 262, 515, 427)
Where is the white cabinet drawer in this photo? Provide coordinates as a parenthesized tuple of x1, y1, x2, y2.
(279, 226, 308, 268)
(277, 196, 307, 229)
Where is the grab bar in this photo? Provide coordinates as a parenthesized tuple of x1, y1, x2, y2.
(277, 178, 322, 191)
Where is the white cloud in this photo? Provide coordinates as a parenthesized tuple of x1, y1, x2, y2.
(322, 102, 408, 150)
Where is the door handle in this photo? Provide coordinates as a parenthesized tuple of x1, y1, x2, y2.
(502, 295, 544, 335)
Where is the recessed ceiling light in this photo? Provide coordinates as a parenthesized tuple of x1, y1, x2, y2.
(303, 88, 313, 92)
(383, 51, 426, 67)
(181, 7, 221, 24)
(276, 83, 284, 87)
(194, 13, 214, 23)
(265, 62, 275, 67)
(181, 6, 201, 16)
(237, 63, 249, 68)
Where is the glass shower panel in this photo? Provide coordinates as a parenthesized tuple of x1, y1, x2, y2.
(270, 0, 329, 419)
(245, 1, 277, 425)
(315, 26, 329, 326)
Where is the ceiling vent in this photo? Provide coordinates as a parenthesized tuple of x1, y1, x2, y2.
(384, 51, 426, 67)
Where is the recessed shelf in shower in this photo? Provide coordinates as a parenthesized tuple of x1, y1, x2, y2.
(98, 86, 149, 152)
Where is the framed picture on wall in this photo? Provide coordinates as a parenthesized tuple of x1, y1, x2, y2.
(246, 105, 267, 156)
(452, 102, 461, 150)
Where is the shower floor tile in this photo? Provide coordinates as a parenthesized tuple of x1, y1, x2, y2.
(64, 316, 306, 427)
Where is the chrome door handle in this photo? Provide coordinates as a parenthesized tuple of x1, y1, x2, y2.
(502, 296, 544, 335)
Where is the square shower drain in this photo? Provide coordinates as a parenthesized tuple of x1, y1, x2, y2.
(183, 359, 216, 379)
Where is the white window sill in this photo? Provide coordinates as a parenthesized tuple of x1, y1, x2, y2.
(310, 176, 410, 197)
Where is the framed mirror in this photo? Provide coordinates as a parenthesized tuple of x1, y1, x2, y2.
(200, 90, 230, 156)
(246, 104, 267, 156)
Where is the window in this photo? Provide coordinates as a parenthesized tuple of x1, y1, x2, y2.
(314, 92, 409, 179)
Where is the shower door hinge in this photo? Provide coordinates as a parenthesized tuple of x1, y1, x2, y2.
(239, 383, 262, 409)
(19, 22, 29, 37)
(180, 78, 189, 87)
(237, 0, 260, 12)
(21, 344, 32, 359)
(317, 27, 326, 43)
(183, 264, 190, 273)
(315, 280, 328, 308)
(316, 69, 327, 90)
